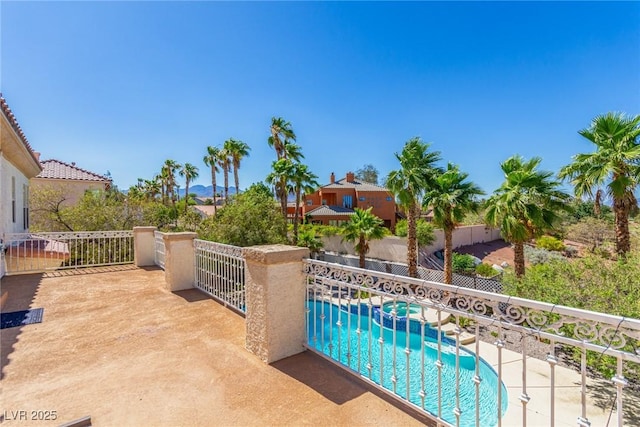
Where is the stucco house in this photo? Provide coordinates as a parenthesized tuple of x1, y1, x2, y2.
(289, 172, 397, 229)
(31, 159, 111, 206)
(1, 95, 43, 277)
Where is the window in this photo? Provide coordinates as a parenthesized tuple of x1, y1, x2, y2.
(358, 196, 366, 202)
(23, 184, 29, 230)
(342, 195, 353, 209)
(11, 177, 16, 223)
(306, 200, 312, 206)
(322, 199, 327, 205)
(386, 196, 393, 202)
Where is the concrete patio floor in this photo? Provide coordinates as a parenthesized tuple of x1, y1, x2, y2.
(2, 266, 637, 426)
(1, 266, 431, 427)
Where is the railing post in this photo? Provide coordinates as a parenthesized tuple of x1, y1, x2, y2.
(133, 226, 157, 267)
(243, 244, 309, 363)
(163, 232, 197, 292)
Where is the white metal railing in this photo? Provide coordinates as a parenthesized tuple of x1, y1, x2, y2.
(304, 259, 640, 427)
(3, 231, 134, 275)
(194, 239, 245, 313)
(154, 231, 165, 269)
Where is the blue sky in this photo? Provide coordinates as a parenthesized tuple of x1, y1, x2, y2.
(2, 1, 639, 195)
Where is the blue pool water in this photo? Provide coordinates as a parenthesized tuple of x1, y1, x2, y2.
(306, 300, 508, 427)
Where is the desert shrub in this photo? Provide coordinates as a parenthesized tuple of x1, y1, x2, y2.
(452, 253, 477, 273)
(565, 217, 614, 251)
(475, 263, 498, 277)
(563, 246, 579, 258)
(524, 246, 565, 265)
(536, 235, 565, 252)
(503, 254, 640, 384)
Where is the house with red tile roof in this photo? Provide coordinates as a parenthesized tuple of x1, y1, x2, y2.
(289, 172, 397, 230)
(31, 159, 112, 206)
(0, 95, 43, 237)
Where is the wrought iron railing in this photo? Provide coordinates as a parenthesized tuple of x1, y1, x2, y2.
(194, 239, 245, 314)
(154, 230, 166, 270)
(304, 259, 640, 427)
(3, 231, 134, 274)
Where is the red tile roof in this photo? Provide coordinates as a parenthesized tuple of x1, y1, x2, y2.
(0, 94, 41, 166)
(37, 159, 110, 182)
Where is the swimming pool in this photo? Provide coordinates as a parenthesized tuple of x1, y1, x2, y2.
(381, 301, 422, 317)
(306, 300, 508, 427)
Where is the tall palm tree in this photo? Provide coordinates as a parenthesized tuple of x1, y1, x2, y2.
(224, 138, 251, 194)
(162, 159, 181, 206)
(268, 117, 296, 160)
(203, 146, 222, 214)
(290, 163, 319, 244)
(341, 207, 387, 269)
(559, 112, 640, 256)
(218, 144, 232, 204)
(179, 163, 199, 215)
(486, 156, 570, 278)
(386, 137, 442, 278)
(423, 163, 484, 284)
(143, 178, 161, 201)
(266, 158, 295, 226)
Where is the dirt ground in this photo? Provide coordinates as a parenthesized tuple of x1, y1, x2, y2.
(454, 239, 515, 267)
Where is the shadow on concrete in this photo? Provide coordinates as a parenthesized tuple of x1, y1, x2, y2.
(585, 377, 640, 426)
(273, 351, 435, 425)
(173, 289, 212, 303)
(1, 273, 44, 381)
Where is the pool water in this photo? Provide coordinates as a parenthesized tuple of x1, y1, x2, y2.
(306, 300, 508, 427)
(382, 301, 422, 317)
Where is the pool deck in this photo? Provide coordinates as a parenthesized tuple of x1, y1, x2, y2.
(2, 266, 638, 426)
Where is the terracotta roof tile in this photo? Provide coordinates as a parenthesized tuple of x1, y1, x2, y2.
(306, 205, 356, 217)
(322, 178, 390, 192)
(0, 94, 41, 166)
(37, 159, 110, 182)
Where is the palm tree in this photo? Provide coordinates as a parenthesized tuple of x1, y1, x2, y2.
(559, 112, 640, 256)
(203, 146, 222, 214)
(266, 158, 295, 225)
(162, 159, 181, 206)
(179, 163, 199, 214)
(218, 144, 232, 204)
(290, 163, 319, 244)
(386, 137, 442, 277)
(342, 208, 387, 269)
(224, 138, 251, 194)
(143, 178, 161, 201)
(268, 117, 296, 160)
(485, 156, 570, 278)
(423, 163, 484, 284)
(297, 229, 323, 258)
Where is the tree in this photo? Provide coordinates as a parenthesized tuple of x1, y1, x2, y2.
(485, 156, 570, 278)
(385, 137, 442, 277)
(162, 159, 181, 206)
(423, 163, 484, 284)
(197, 183, 287, 247)
(219, 143, 232, 203)
(355, 164, 380, 184)
(297, 228, 323, 258)
(268, 117, 296, 161)
(179, 163, 199, 215)
(559, 112, 640, 257)
(394, 219, 436, 247)
(225, 138, 251, 194)
(203, 146, 222, 214)
(341, 207, 387, 269)
(290, 163, 319, 244)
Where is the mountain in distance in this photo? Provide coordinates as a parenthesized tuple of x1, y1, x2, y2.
(178, 185, 238, 197)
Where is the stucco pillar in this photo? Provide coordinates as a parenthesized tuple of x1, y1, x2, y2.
(163, 232, 197, 292)
(133, 226, 157, 267)
(243, 244, 310, 364)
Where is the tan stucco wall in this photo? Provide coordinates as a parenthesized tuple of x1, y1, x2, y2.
(322, 225, 503, 263)
(30, 179, 108, 206)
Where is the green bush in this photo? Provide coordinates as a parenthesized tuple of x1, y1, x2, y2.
(475, 263, 498, 277)
(536, 235, 566, 252)
(394, 219, 436, 246)
(452, 253, 477, 273)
